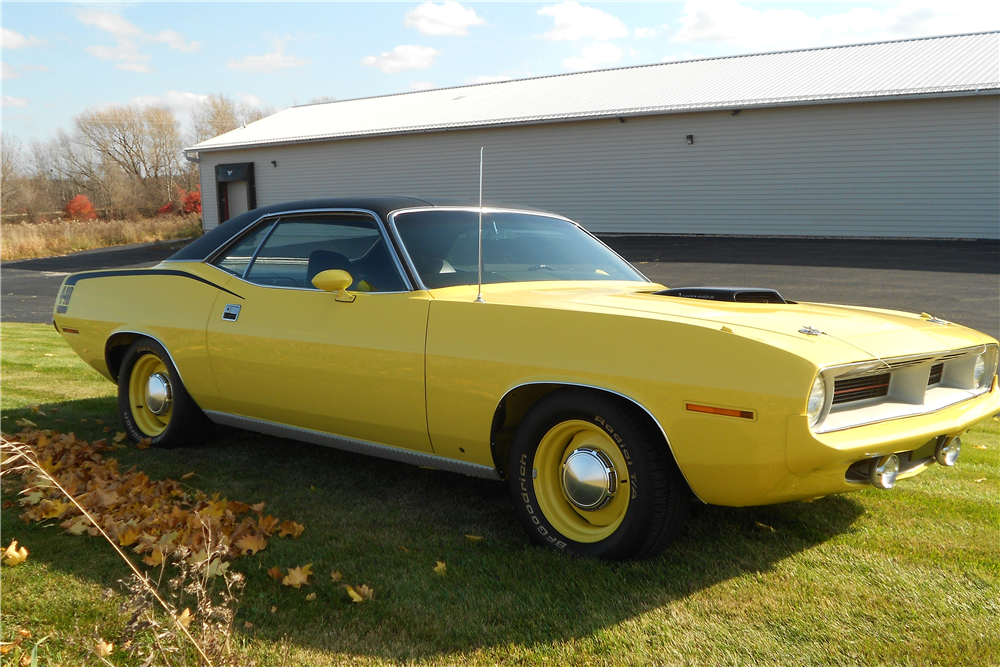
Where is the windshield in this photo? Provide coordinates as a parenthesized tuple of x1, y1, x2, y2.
(392, 210, 646, 289)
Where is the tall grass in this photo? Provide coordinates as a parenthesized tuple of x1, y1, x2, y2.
(0, 215, 202, 261)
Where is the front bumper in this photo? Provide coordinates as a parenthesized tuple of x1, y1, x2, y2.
(764, 374, 999, 504)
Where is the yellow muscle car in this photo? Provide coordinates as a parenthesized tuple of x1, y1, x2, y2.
(53, 197, 1000, 560)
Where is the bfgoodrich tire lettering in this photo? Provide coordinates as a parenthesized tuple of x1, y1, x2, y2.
(117, 337, 212, 449)
(509, 388, 689, 560)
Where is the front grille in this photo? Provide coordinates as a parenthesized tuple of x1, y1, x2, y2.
(927, 363, 944, 386)
(833, 373, 891, 405)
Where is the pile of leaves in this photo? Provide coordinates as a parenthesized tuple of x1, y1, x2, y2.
(3, 428, 304, 565)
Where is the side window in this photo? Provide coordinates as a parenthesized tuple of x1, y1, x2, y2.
(214, 221, 275, 277)
(243, 216, 405, 292)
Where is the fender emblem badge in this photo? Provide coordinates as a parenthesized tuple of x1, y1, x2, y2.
(222, 304, 241, 321)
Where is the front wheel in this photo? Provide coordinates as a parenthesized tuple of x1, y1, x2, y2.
(117, 337, 212, 448)
(509, 389, 689, 560)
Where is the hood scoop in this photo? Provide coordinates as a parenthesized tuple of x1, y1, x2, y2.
(655, 287, 789, 304)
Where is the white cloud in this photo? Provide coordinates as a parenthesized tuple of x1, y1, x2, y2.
(409, 81, 437, 91)
(2, 95, 29, 108)
(21, 64, 52, 73)
(465, 74, 513, 84)
(538, 2, 628, 42)
(635, 24, 668, 39)
(131, 90, 208, 115)
(228, 41, 309, 73)
(237, 93, 263, 107)
(361, 45, 440, 74)
(563, 42, 623, 71)
(1, 28, 47, 50)
(673, 0, 1000, 51)
(405, 2, 484, 36)
(77, 10, 199, 74)
(2, 62, 19, 79)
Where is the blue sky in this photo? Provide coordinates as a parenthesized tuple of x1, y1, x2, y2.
(2, 1, 997, 145)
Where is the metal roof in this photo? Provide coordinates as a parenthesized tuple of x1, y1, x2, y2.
(190, 31, 999, 153)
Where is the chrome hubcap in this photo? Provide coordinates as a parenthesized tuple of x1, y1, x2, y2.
(144, 372, 172, 415)
(561, 447, 618, 510)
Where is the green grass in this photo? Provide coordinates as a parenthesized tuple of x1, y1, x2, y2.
(2, 321, 998, 666)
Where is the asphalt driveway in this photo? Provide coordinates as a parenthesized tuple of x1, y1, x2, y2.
(2, 236, 997, 340)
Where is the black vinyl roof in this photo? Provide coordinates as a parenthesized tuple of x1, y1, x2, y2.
(169, 196, 538, 261)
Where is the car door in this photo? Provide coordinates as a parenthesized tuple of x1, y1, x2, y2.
(204, 211, 433, 453)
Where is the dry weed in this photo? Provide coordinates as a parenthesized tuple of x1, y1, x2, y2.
(0, 215, 202, 261)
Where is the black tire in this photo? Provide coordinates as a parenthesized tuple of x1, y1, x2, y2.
(509, 388, 689, 560)
(117, 337, 213, 449)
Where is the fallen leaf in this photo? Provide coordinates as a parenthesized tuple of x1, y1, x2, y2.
(399, 546, 409, 553)
(206, 557, 230, 578)
(113, 431, 128, 444)
(278, 520, 305, 538)
(270, 606, 277, 614)
(15, 418, 36, 428)
(143, 549, 164, 567)
(96, 638, 114, 657)
(2, 540, 29, 566)
(282, 564, 313, 588)
(305, 592, 317, 601)
(974, 478, 987, 483)
(346, 584, 374, 602)
(95, 419, 104, 424)
(118, 526, 142, 547)
(17, 629, 30, 638)
(755, 521, 776, 532)
(54, 418, 63, 423)
(38, 499, 71, 519)
(236, 533, 267, 555)
(0, 643, 15, 655)
(244, 621, 254, 629)
(465, 535, 483, 543)
(63, 516, 90, 536)
(176, 608, 193, 629)
(974, 445, 988, 450)
(250, 502, 265, 513)
(434, 561, 447, 576)
(29, 405, 43, 414)
(268, 566, 283, 581)
(181, 472, 197, 480)
(136, 438, 152, 449)
(257, 515, 281, 535)
(104, 427, 111, 432)
(330, 570, 342, 583)
(80, 418, 88, 423)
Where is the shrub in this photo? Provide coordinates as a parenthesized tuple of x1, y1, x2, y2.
(63, 194, 98, 221)
(157, 201, 176, 216)
(182, 186, 202, 214)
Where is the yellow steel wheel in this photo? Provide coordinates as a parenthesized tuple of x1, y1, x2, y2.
(532, 419, 630, 544)
(128, 353, 171, 437)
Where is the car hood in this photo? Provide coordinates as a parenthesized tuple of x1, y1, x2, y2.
(430, 281, 995, 366)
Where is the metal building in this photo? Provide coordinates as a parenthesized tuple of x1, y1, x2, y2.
(188, 32, 1000, 239)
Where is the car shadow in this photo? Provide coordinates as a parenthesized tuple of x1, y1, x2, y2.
(3, 403, 865, 660)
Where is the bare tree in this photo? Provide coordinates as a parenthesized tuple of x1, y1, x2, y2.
(1, 133, 23, 213)
(191, 94, 275, 143)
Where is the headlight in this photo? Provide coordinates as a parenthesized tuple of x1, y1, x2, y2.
(807, 376, 826, 426)
(973, 354, 987, 389)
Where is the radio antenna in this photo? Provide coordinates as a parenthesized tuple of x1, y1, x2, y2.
(474, 147, 486, 303)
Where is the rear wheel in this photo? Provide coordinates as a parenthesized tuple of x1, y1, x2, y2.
(509, 388, 689, 560)
(117, 338, 212, 448)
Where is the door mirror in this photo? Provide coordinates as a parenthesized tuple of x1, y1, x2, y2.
(311, 269, 356, 302)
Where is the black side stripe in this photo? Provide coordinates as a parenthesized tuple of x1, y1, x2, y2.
(64, 269, 244, 299)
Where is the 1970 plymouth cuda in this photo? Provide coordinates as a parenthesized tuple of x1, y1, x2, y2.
(53, 197, 999, 559)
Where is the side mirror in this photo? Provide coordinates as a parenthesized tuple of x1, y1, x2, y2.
(311, 269, 356, 302)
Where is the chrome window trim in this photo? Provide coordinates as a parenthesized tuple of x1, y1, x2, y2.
(203, 207, 414, 292)
(493, 380, 705, 503)
(204, 410, 501, 481)
(810, 344, 996, 433)
(385, 206, 651, 292)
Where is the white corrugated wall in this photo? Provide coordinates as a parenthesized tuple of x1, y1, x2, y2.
(199, 94, 999, 239)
